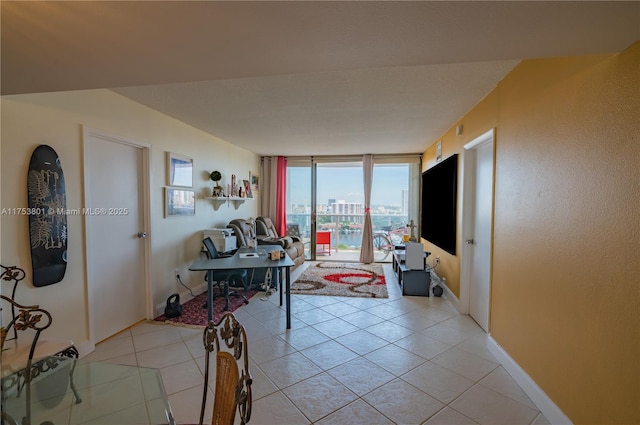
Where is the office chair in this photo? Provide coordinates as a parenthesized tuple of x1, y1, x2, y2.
(202, 237, 249, 311)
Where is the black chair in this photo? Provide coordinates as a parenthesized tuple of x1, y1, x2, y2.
(202, 237, 249, 311)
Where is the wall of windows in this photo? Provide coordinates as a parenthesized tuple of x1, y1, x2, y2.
(286, 155, 421, 261)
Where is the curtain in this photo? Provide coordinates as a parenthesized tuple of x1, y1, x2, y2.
(276, 156, 287, 235)
(359, 154, 374, 263)
(261, 156, 288, 236)
(261, 157, 278, 220)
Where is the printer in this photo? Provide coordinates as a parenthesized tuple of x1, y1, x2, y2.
(202, 228, 237, 253)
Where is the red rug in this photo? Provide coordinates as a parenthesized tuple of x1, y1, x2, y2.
(153, 289, 257, 327)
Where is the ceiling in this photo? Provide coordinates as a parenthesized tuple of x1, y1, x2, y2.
(2, 1, 639, 156)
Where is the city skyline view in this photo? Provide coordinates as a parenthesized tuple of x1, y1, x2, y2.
(288, 164, 409, 207)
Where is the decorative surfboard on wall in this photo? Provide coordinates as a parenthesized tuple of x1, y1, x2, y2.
(27, 145, 68, 286)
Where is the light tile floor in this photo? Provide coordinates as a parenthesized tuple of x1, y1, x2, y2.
(85, 263, 551, 425)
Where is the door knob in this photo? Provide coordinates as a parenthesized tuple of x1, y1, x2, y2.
(466, 239, 474, 245)
(137, 232, 147, 238)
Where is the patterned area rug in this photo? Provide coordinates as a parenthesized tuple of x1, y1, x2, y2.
(292, 262, 388, 298)
(153, 289, 257, 327)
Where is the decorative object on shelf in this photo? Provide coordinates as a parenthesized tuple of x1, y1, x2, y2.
(167, 152, 193, 187)
(250, 172, 259, 192)
(231, 174, 236, 196)
(407, 219, 418, 242)
(210, 170, 224, 197)
(243, 180, 252, 198)
(165, 187, 195, 217)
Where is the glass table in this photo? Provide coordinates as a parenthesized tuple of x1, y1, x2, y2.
(1, 356, 176, 425)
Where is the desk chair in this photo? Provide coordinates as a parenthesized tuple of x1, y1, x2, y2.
(202, 238, 249, 311)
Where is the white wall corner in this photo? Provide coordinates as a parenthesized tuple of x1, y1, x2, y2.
(487, 336, 573, 425)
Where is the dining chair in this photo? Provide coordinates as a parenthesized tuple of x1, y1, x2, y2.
(0, 265, 81, 414)
(0, 295, 80, 425)
(0, 265, 79, 360)
(199, 312, 252, 425)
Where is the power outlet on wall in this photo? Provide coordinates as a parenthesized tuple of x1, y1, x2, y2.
(435, 256, 440, 265)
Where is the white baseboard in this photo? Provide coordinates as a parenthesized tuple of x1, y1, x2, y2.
(430, 269, 461, 312)
(441, 281, 460, 312)
(487, 336, 573, 425)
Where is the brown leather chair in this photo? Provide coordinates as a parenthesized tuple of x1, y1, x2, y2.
(255, 217, 305, 269)
(227, 218, 271, 286)
(227, 218, 258, 249)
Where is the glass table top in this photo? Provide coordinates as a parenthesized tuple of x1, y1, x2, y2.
(1, 356, 176, 425)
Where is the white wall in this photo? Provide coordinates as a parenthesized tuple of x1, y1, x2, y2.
(1, 89, 260, 352)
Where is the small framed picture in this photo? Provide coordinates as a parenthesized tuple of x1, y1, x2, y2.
(167, 152, 193, 187)
(250, 172, 259, 192)
(165, 187, 195, 217)
(243, 180, 253, 198)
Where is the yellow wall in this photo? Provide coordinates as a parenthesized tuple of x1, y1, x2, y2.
(423, 42, 640, 424)
(1, 89, 259, 350)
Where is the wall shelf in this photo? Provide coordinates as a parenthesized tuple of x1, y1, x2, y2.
(205, 196, 252, 210)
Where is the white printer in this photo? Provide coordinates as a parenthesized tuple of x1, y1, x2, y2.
(202, 228, 237, 253)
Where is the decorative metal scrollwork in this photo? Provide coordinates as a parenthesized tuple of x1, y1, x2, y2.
(199, 312, 252, 425)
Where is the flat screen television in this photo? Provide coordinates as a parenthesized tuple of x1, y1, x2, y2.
(421, 154, 458, 255)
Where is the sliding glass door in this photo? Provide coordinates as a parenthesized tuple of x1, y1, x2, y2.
(316, 161, 364, 262)
(286, 155, 421, 262)
(286, 161, 313, 257)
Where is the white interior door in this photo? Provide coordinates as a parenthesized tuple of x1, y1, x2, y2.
(464, 132, 494, 332)
(84, 129, 149, 343)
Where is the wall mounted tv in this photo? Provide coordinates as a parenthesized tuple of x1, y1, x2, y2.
(421, 154, 458, 255)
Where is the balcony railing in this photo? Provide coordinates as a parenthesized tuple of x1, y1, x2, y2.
(286, 212, 408, 252)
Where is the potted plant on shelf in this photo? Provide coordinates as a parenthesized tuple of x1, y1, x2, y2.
(210, 170, 224, 197)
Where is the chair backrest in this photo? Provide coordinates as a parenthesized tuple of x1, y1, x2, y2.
(255, 217, 279, 239)
(1, 265, 27, 342)
(200, 312, 252, 425)
(227, 219, 257, 249)
(0, 264, 78, 365)
(203, 237, 220, 259)
(213, 351, 240, 425)
(286, 223, 301, 238)
(0, 295, 52, 363)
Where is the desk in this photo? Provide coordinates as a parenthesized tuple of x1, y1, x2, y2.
(190, 246, 295, 328)
(1, 357, 175, 425)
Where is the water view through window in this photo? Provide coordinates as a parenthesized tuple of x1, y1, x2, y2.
(287, 162, 412, 261)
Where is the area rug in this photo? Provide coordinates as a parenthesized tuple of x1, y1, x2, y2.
(153, 289, 257, 327)
(292, 262, 388, 298)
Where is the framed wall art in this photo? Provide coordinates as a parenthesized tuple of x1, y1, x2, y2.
(167, 152, 193, 187)
(165, 187, 195, 217)
(250, 171, 259, 192)
(243, 179, 253, 198)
